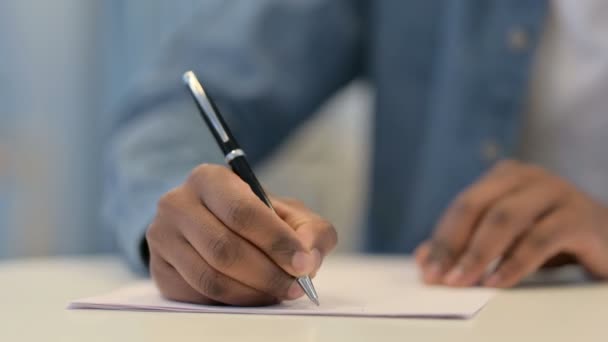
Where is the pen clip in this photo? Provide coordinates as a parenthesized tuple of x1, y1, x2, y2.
(182, 71, 230, 143)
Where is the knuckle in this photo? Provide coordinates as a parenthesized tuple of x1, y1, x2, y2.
(208, 234, 241, 269)
(197, 266, 226, 299)
(188, 163, 224, 187)
(191, 163, 217, 178)
(150, 189, 189, 246)
(451, 195, 478, 218)
(487, 206, 512, 227)
(281, 197, 306, 208)
(156, 188, 194, 223)
(226, 198, 257, 230)
(157, 188, 182, 212)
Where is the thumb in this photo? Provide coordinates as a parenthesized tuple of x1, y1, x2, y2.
(273, 198, 338, 276)
(295, 227, 324, 278)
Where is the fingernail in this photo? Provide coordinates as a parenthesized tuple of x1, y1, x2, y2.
(444, 266, 465, 286)
(287, 281, 305, 299)
(484, 273, 501, 287)
(423, 263, 443, 283)
(292, 251, 315, 275)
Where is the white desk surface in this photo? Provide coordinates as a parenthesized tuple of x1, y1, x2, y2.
(1, 255, 607, 342)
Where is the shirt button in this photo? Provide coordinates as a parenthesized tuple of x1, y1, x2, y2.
(481, 140, 501, 162)
(507, 27, 529, 52)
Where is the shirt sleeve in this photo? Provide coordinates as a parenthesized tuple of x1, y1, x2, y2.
(103, 0, 365, 273)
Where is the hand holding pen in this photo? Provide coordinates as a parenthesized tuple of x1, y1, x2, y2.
(144, 71, 337, 306)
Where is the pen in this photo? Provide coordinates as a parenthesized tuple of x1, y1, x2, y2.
(182, 70, 320, 306)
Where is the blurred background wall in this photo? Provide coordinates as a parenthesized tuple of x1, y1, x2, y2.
(0, 1, 371, 260)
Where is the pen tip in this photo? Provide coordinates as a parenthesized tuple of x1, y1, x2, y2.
(297, 276, 320, 307)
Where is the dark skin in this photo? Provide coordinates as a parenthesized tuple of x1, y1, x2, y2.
(147, 164, 336, 306)
(148, 160, 608, 306)
(415, 159, 608, 288)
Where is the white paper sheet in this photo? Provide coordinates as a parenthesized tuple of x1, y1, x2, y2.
(69, 256, 495, 319)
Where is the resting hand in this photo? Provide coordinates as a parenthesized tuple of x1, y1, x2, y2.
(415, 160, 608, 288)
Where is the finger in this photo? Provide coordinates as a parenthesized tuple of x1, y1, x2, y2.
(151, 186, 301, 299)
(150, 252, 216, 305)
(414, 241, 432, 280)
(273, 199, 337, 277)
(189, 164, 317, 276)
(171, 198, 304, 300)
(274, 199, 338, 259)
(444, 177, 565, 287)
(293, 226, 327, 278)
(559, 199, 608, 279)
(483, 209, 570, 288)
(161, 239, 286, 306)
(424, 160, 540, 283)
(414, 241, 432, 266)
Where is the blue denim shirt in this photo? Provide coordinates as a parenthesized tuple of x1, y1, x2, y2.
(104, 0, 548, 272)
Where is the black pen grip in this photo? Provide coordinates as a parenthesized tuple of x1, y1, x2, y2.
(229, 156, 274, 211)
